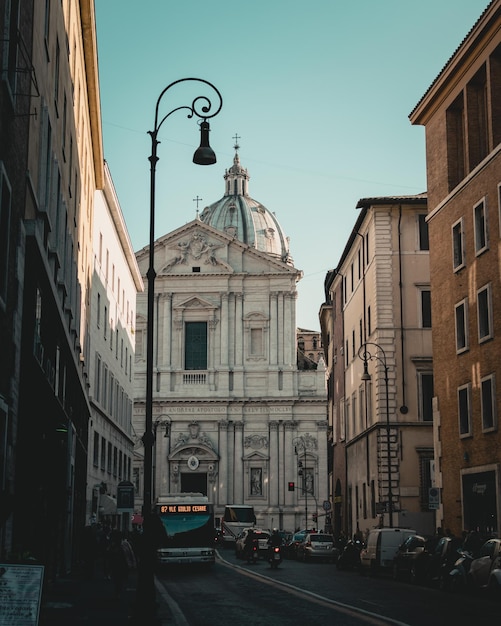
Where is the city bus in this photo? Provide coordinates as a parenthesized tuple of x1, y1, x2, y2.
(221, 504, 256, 546)
(155, 493, 215, 566)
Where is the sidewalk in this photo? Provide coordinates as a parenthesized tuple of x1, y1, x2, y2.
(39, 568, 173, 625)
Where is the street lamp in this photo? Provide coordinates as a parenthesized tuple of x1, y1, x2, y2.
(357, 342, 394, 528)
(135, 78, 222, 623)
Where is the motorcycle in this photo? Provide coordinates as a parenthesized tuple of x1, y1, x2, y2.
(336, 539, 363, 571)
(246, 539, 259, 564)
(269, 546, 282, 569)
(447, 549, 473, 592)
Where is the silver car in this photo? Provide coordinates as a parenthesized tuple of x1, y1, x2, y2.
(297, 533, 338, 563)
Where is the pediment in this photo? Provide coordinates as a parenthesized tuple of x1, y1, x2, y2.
(157, 227, 233, 275)
(174, 295, 218, 312)
(243, 450, 269, 462)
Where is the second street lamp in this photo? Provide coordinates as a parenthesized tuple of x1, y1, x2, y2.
(135, 78, 222, 624)
(357, 341, 394, 528)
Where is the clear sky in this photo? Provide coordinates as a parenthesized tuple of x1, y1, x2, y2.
(95, 0, 490, 331)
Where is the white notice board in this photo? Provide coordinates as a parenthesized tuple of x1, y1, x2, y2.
(0, 563, 44, 625)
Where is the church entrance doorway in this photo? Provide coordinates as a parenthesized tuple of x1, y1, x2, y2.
(181, 472, 207, 496)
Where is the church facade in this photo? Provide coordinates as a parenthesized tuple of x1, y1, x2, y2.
(133, 150, 328, 532)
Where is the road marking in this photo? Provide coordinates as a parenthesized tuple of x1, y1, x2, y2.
(216, 551, 410, 626)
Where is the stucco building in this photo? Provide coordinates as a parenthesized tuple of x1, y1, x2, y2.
(320, 194, 435, 538)
(410, 0, 501, 538)
(0, 0, 102, 575)
(86, 162, 143, 527)
(133, 149, 328, 531)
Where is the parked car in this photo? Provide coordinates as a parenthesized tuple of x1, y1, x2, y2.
(297, 533, 338, 563)
(360, 528, 416, 575)
(392, 534, 429, 583)
(424, 535, 463, 589)
(469, 538, 501, 595)
(235, 528, 270, 559)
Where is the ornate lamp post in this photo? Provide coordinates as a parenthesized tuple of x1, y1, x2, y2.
(357, 342, 394, 528)
(135, 78, 222, 623)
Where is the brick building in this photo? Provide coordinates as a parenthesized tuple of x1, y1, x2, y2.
(410, 0, 501, 538)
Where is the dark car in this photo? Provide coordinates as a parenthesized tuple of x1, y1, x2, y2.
(392, 534, 430, 583)
(424, 535, 462, 588)
(285, 530, 307, 559)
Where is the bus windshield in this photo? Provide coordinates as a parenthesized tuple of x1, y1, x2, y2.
(223, 506, 256, 524)
(156, 506, 214, 548)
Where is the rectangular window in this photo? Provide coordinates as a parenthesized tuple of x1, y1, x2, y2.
(477, 284, 492, 343)
(95, 354, 101, 403)
(473, 199, 488, 254)
(100, 436, 106, 470)
(458, 384, 472, 437)
(0, 163, 12, 305)
(93, 432, 99, 467)
(185, 322, 208, 370)
(481, 374, 496, 432)
(466, 65, 488, 169)
(339, 397, 346, 441)
(446, 94, 465, 190)
(452, 219, 465, 270)
(421, 289, 432, 328)
(418, 372, 434, 422)
(455, 298, 469, 353)
(107, 442, 112, 474)
(418, 214, 429, 251)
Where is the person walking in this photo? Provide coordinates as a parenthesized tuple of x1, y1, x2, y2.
(108, 531, 134, 598)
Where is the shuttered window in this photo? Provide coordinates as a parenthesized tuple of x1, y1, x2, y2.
(185, 322, 207, 370)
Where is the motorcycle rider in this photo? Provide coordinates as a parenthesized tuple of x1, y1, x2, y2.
(244, 529, 256, 560)
(268, 529, 282, 556)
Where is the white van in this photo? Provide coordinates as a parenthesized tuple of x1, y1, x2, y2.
(360, 528, 416, 574)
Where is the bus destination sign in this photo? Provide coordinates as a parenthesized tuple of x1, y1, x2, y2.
(158, 504, 208, 514)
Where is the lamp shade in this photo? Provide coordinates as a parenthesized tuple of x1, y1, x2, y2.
(193, 120, 216, 165)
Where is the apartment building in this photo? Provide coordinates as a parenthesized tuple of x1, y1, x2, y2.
(0, 0, 103, 576)
(87, 163, 142, 528)
(410, 0, 501, 538)
(320, 195, 435, 538)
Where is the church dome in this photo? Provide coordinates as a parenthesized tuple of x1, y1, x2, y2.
(199, 147, 293, 265)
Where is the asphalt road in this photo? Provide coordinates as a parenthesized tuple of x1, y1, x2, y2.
(155, 548, 500, 626)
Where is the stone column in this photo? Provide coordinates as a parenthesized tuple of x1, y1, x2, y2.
(234, 421, 244, 501)
(221, 293, 229, 366)
(277, 292, 284, 366)
(270, 292, 278, 366)
(285, 421, 297, 507)
(218, 420, 229, 506)
(161, 293, 173, 367)
(269, 421, 279, 507)
(235, 293, 244, 366)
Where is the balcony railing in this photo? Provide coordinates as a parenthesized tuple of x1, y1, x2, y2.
(183, 372, 207, 385)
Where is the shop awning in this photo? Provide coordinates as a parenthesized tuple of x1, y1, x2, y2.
(99, 494, 117, 515)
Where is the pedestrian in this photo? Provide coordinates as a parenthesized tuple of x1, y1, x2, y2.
(108, 531, 131, 598)
(81, 525, 97, 580)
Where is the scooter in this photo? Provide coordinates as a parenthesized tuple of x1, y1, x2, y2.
(337, 540, 363, 571)
(269, 546, 282, 569)
(246, 540, 259, 564)
(447, 549, 473, 592)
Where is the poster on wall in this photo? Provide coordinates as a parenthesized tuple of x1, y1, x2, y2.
(0, 563, 44, 626)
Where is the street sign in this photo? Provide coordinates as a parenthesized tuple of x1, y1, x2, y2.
(428, 487, 440, 510)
